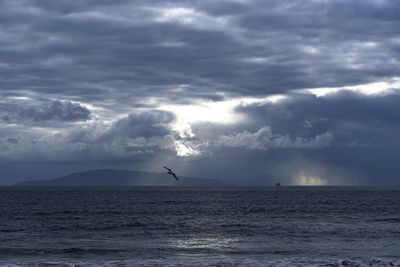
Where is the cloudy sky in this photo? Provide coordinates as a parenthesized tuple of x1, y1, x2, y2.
(1, 0, 400, 185)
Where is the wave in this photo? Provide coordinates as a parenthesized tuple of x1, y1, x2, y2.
(0, 248, 127, 256)
(372, 217, 400, 223)
(43, 221, 150, 231)
(0, 229, 25, 233)
(34, 210, 125, 216)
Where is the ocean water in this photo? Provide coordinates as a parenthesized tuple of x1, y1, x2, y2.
(0, 186, 400, 266)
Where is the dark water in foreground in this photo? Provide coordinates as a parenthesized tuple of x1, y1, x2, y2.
(1, 187, 400, 266)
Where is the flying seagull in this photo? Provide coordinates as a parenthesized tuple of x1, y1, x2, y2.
(163, 166, 179, 181)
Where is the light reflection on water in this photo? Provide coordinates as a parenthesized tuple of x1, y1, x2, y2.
(170, 235, 239, 251)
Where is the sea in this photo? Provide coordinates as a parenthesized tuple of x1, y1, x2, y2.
(0, 186, 400, 267)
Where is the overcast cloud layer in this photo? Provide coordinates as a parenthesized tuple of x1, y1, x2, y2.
(1, 0, 400, 185)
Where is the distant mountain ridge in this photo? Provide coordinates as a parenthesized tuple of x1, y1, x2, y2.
(14, 169, 230, 186)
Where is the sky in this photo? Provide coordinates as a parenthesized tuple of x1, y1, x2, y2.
(1, 0, 400, 185)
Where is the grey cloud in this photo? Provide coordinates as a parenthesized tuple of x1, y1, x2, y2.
(237, 90, 400, 148)
(1, 0, 399, 107)
(2, 100, 92, 124)
(0, 110, 177, 168)
(216, 126, 333, 150)
(107, 111, 174, 139)
(6, 138, 18, 144)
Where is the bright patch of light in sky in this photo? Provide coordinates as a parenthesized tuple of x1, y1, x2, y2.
(304, 77, 400, 97)
(6, 96, 32, 101)
(174, 141, 200, 157)
(156, 7, 196, 24)
(155, 7, 228, 30)
(163, 100, 243, 125)
(160, 94, 287, 138)
(302, 45, 320, 54)
(296, 175, 328, 186)
(242, 57, 268, 64)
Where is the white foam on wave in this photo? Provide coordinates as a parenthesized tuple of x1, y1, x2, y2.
(1, 257, 400, 267)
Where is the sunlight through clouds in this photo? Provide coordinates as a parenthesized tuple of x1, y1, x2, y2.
(154, 6, 229, 31)
(174, 141, 200, 157)
(304, 77, 400, 97)
(296, 175, 328, 186)
(160, 94, 287, 138)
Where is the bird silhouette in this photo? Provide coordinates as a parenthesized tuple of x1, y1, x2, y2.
(163, 166, 179, 181)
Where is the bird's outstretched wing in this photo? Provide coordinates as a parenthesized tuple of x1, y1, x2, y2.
(172, 173, 179, 181)
(163, 166, 172, 172)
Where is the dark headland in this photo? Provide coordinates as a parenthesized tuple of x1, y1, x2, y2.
(14, 169, 230, 186)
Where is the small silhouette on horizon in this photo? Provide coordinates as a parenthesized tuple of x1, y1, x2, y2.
(163, 166, 179, 181)
(275, 182, 281, 186)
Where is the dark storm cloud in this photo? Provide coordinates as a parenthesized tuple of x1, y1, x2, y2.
(54, 110, 176, 160)
(1, 100, 92, 124)
(216, 126, 334, 150)
(0, 110, 176, 167)
(237, 90, 400, 147)
(102, 110, 175, 140)
(1, 0, 399, 103)
(6, 138, 18, 144)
